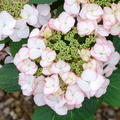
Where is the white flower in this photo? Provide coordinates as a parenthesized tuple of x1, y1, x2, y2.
(45, 95, 67, 115)
(17, 59, 38, 75)
(49, 12, 75, 34)
(77, 70, 105, 98)
(33, 76, 46, 106)
(95, 79, 110, 98)
(0, 11, 16, 37)
(20, 4, 38, 26)
(64, 0, 80, 16)
(51, 60, 71, 74)
(10, 19, 29, 42)
(60, 72, 77, 85)
(44, 74, 60, 95)
(40, 48, 56, 67)
(65, 84, 84, 105)
(35, 4, 51, 27)
(19, 73, 36, 96)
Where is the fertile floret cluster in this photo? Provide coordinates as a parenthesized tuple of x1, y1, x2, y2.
(13, 0, 120, 115)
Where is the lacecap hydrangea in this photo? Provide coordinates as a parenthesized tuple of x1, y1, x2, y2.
(13, 0, 120, 115)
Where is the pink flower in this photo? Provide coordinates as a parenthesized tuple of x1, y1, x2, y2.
(27, 37, 46, 50)
(51, 60, 70, 74)
(110, 23, 120, 35)
(60, 72, 77, 85)
(42, 65, 53, 76)
(91, 40, 114, 62)
(83, 59, 104, 75)
(17, 59, 38, 75)
(95, 25, 109, 37)
(19, 73, 36, 96)
(95, 79, 110, 98)
(33, 76, 46, 106)
(77, 70, 105, 98)
(65, 84, 84, 105)
(80, 4, 103, 21)
(49, 12, 75, 34)
(77, 20, 96, 36)
(104, 52, 120, 77)
(103, 7, 117, 30)
(104, 65, 117, 77)
(44, 74, 60, 95)
(13, 47, 29, 65)
(45, 95, 67, 115)
(40, 48, 56, 67)
(64, 0, 80, 16)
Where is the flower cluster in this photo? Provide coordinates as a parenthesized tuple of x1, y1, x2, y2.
(0, 4, 51, 42)
(12, 0, 120, 116)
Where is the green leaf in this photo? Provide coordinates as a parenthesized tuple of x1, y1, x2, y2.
(29, 0, 58, 4)
(9, 39, 27, 56)
(32, 98, 101, 120)
(112, 36, 120, 53)
(0, 64, 20, 93)
(32, 106, 54, 120)
(103, 69, 120, 106)
(0, 37, 11, 44)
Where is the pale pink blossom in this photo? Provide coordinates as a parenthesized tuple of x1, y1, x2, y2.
(13, 47, 29, 65)
(17, 59, 38, 75)
(27, 37, 46, 50)
(40, 48, 56, 67)
(103, 7, 117, 30)
(44, 74, 60, 94)
(77, 20, 96, 36)
(80, 4, 103, 20)
(83, 59, 104, 75)
(45, 95, 67, 115)
(42, 65, 53, 76)
(20, 4, 38, 26)
(65, 84, 84, 105)
(95, 25, 109, 37)
(77, 70, 105, 98)
(104, 52, 120, 77)
(19, 73, 36, 96)
(95, 79, 110, 98)
(91, 42, 114, 62)
(110, 23, 120, 35)
(51, 60, 70, 74)
(104, 65, 117, 77)
(33, 76, 46, 106)
(60, 72, 77, 85)
(64, 0, 80, 16)
(49, 12, 75, 34)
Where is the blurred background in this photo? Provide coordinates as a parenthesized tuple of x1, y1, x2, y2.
(0, 89, 120, 120)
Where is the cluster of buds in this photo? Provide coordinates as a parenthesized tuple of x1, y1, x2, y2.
(13, 0, 120, 115)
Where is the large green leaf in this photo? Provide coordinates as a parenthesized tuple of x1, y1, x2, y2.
(29, 0, 58, 4)
(0, 64, 20, 93)
(103, 69, 120, 106)
(32, 98, 101, 120)
(9, 39, 27, 56)
(112, 36, 120, 53)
